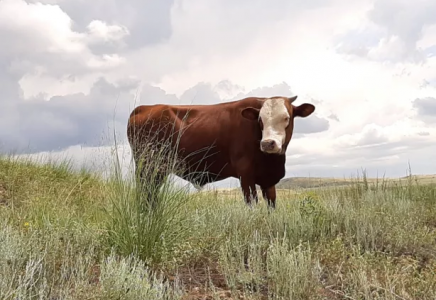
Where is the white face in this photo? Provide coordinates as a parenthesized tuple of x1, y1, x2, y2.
(258, 98, 290, 154)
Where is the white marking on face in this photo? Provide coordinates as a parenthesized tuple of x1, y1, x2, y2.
(259, 98, 290, 154)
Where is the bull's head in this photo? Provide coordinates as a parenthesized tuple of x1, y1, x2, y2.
(241, 95, 315, 155)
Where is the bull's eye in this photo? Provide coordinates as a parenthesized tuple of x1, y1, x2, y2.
(284, 117, 290, 122)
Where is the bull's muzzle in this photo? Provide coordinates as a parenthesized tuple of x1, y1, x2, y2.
(260, 139, 282, 154)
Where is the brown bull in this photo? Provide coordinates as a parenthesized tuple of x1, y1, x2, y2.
(127, 95, 315, 208)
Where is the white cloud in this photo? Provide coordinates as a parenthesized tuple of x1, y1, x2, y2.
(0, 0, 129, 88)
(335, 0, 436, 64)
(0, 0, 84, 56)
(86, 20, 129, 44)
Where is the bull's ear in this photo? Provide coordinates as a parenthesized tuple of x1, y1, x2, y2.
(241, 107, 260, 121)
(294, 103, 315, 118)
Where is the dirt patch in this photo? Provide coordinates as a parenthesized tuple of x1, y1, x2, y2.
(88, 264, 101, 285)
(0, 183, 9, 206)
(171, 261, 272, 300)
(164, 261, 244, 300)
(88, 261, 238, 299)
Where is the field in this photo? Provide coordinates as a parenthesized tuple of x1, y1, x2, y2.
(1, 153, 436, 300)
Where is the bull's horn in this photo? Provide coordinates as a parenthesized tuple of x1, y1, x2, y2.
(288, 95, 298, 103)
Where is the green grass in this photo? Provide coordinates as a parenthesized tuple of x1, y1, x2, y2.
(1, 152, 436, 300)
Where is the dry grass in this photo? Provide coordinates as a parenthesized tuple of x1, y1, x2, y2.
(1, 153, 435, 300)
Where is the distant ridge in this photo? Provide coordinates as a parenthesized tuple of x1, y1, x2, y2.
(276, 174, 436, 189)
(200, 174, 436, 194)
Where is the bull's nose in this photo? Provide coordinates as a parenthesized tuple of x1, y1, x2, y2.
(261, 139, 276, 151)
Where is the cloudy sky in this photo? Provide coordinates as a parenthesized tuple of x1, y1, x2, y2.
(1, 0, 435, 188)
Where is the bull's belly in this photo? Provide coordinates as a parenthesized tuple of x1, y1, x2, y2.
(176, 159, 235, 187)
(180, 171, 230, 187)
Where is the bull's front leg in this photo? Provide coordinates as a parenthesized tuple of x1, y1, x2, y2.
(261, 185, 276, 209)
(240, 175, 258, 206)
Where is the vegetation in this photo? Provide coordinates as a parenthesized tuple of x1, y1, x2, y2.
(1, 151, 436, 300)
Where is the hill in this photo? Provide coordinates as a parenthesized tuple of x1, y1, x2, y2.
(276, 174, 436, 189)
(1, 155, 436, 299)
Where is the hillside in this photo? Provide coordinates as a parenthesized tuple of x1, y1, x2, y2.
(276, 174, 436, 189)
(1, 155, 436, 299)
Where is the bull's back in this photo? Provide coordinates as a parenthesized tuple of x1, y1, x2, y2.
(127, 103, 238, 178)
(127, 103, 231, 152)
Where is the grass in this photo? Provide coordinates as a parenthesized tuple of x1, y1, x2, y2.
(1, 151, 436, 300)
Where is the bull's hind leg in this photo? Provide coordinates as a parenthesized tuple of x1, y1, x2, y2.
(261, 185, 276, 209)
(133, 149, 166, 209)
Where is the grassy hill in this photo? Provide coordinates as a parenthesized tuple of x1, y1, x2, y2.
(276, 174, 436, 189)
(1, 154, 436, 299)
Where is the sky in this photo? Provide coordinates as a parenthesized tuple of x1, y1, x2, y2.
(1, 0, 436, 189)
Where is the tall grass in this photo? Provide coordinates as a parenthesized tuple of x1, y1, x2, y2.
(103, 124, 196, 267)
(104, 160, 193, 266)
(0, 151, 435, 299)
